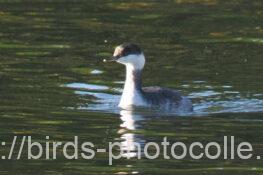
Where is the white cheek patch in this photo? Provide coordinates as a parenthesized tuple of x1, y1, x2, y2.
(113, 46, 123, 57)
(134, 54, 145, 69)
(117, 54, 145, 70)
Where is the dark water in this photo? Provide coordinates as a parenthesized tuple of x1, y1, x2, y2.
(0, 0, 263, 174)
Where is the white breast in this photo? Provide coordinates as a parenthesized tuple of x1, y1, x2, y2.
(118, 89, 146, 109)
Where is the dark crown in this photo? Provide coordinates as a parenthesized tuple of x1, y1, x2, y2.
(119, 43, 142, 57)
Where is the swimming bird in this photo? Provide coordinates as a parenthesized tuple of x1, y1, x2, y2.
(104, 43, 193, 112)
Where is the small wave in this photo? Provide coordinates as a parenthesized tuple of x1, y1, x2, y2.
(64, 82, 263, 116)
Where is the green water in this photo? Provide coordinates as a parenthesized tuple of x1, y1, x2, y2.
(0, 0, 263, 174)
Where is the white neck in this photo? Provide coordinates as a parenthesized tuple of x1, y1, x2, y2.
(118, 65, 146, 109)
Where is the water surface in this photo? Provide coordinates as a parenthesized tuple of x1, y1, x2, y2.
(0, 0, 263, 174)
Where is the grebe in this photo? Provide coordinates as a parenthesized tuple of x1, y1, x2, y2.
(104, 43, 193, 112)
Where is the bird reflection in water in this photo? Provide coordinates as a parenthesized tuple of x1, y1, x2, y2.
(118, 110, 146, 159)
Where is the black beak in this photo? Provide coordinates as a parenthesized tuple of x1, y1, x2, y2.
(103, 56, 118, 63)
